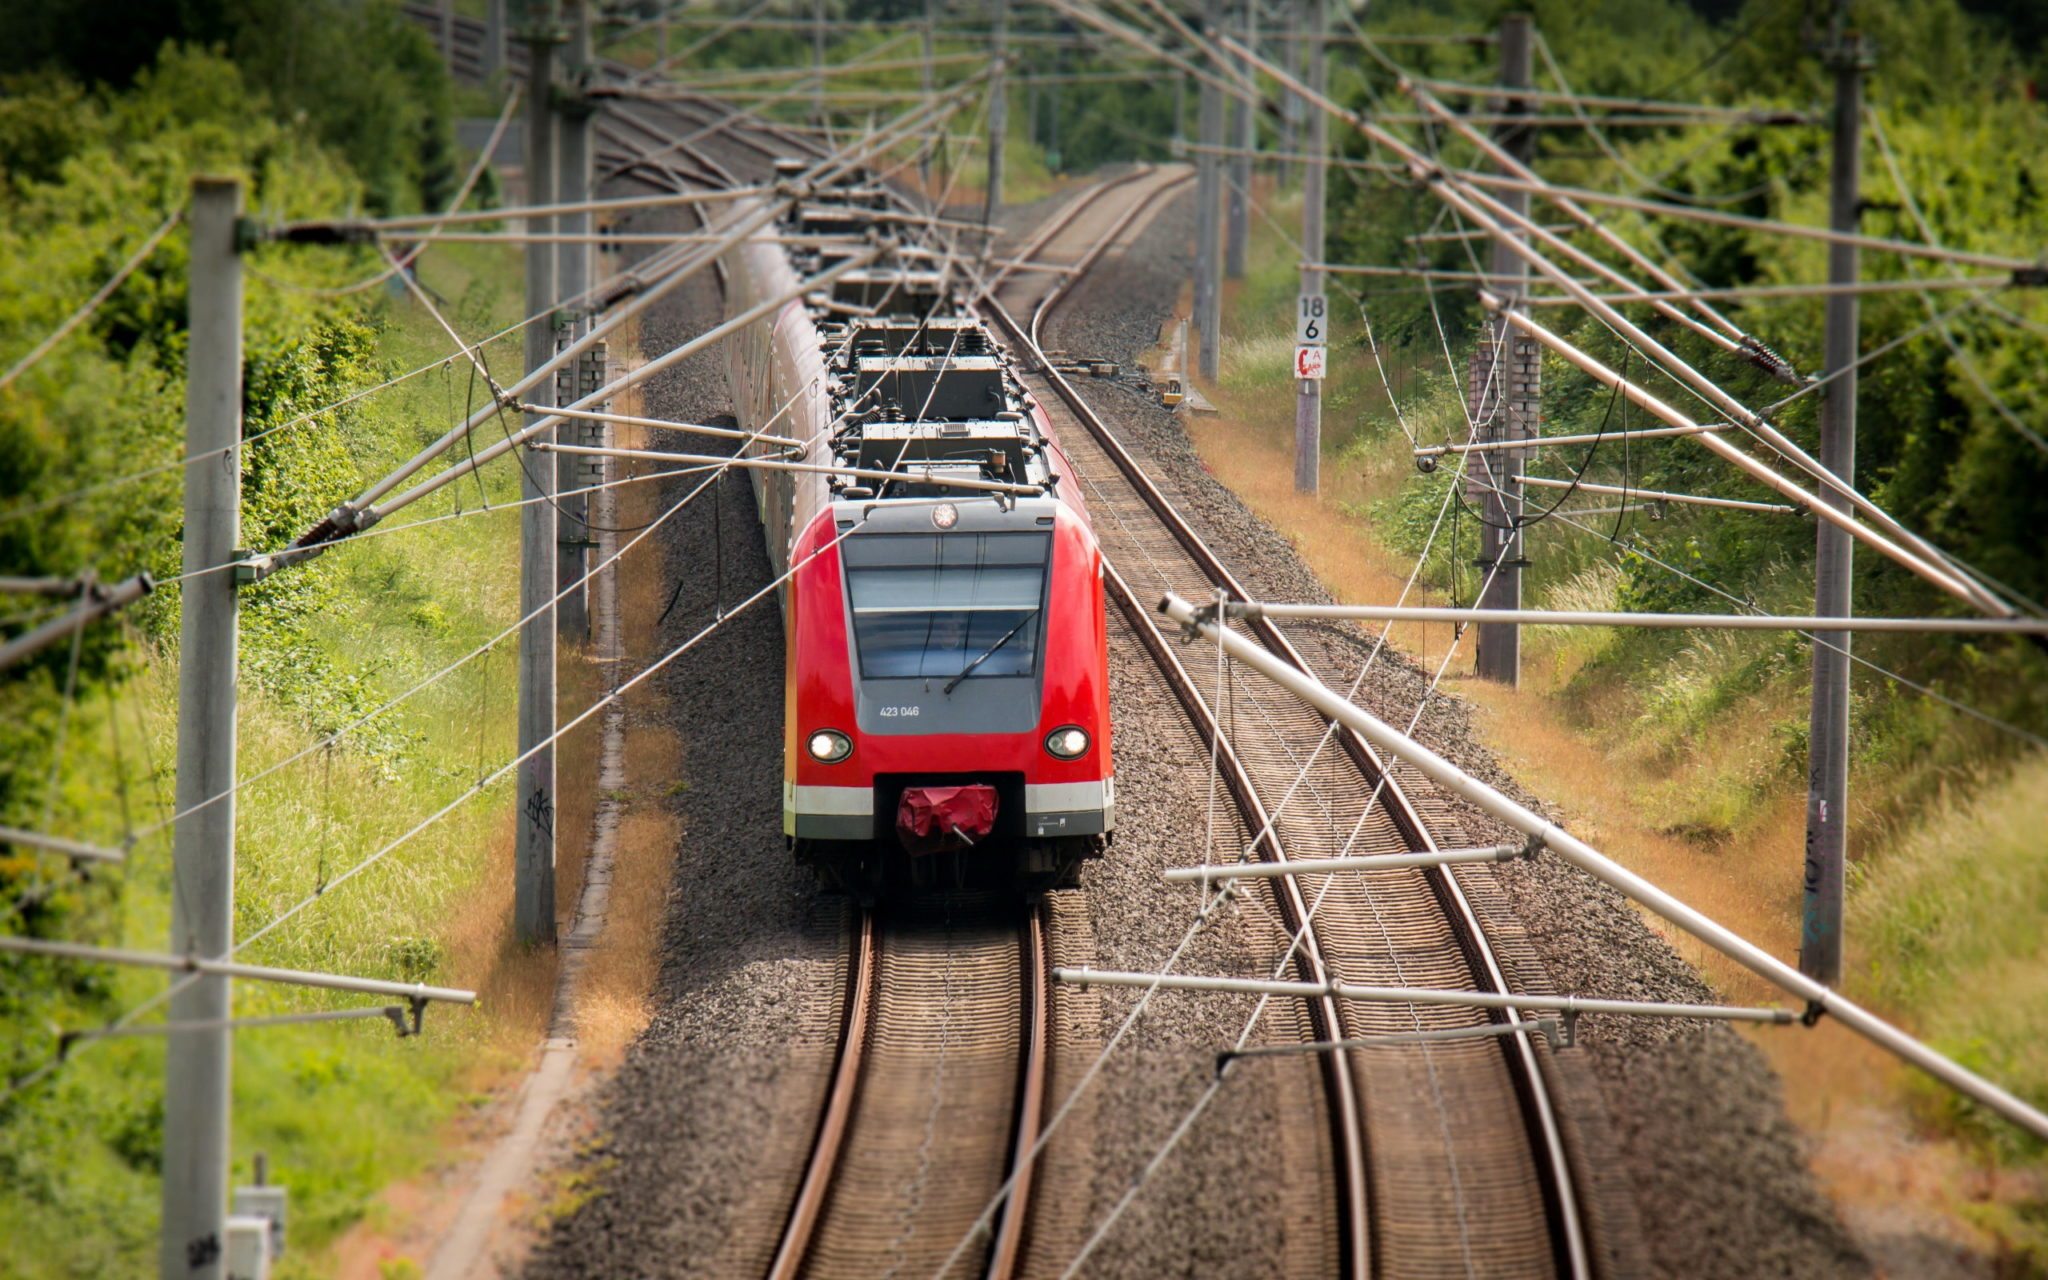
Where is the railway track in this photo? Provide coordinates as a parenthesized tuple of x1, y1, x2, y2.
(601, 101, 1073, 1280)
(413, 18, 1602, 1266)
(980, 171, 1598, 1279)
(767, 898, 1052, 1280)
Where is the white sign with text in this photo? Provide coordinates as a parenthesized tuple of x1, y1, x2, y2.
(1296, 292, 1328, 345)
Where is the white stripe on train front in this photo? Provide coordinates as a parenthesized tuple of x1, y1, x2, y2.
(784, 779, 1115, 818)
(786, 782, 872, 816)
(1024, 779, 1113, 813)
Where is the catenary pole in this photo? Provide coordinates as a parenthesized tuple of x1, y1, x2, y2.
(485, 0, 508, 83)
(1027, 62, 1040, 150)
(1282, 0, 1303, 184)
(1047, 53, 1061, 167)
(1224, 0, 1251, 277)
(985, 0, 1010, 224)
(557, 1, 595, 642)
(1473, 11, 1534, 685)
(921, 0, 936, 187)
(161, 175, 241, 1280)
(1804, 17, 1871, 987)
(1195, 0, 1224, 380)
(1294, 0, 1324, 493)
(812, 0, 827, 123)
(519, 2, 561, 946)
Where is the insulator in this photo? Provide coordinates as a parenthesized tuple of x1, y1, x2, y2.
(1739, 334, 1803, 386)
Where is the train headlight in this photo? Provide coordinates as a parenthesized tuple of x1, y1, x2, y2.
(931, 502, 959, 530)
(807, 729, 853, 763)
(1044, 726, 1090, 760)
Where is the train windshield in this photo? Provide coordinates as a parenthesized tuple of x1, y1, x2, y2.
(842, 531, 1050, 681)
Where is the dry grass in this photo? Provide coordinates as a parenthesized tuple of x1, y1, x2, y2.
(441, 815, 562, 1055)
(1456, 676, 1806, 1005)
(574, 727, 682, 1060)
(1168, 226, 2048, 1260)
(1174, 285, 1474, 676)
(565, 387, 685, 1062)
(554, 635, 606, 942)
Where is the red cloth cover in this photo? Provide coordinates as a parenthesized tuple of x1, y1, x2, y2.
(895, 784, 1000, 856)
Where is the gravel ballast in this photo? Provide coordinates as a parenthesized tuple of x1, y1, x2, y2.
(1045, 184, 1870, 1280)
(531, 124, 1869, 1277)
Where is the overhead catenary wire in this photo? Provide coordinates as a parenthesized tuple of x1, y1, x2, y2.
(1491, 300, 2004, 608)
(1055, 552, 1520, 1280)
(0, 572, 154, 673)
(1226, 602, 2048, 634)
(129, 84, 1003, 869)
(1409, 72, 1809, 121)
(934, 195, 1510, 1274)
(1298, 53, 2027, 616)
(282, 71, 995, 556)
(1161, 591, 2048, 1143)
(0, 208, 183, 394)
(1459, 463, 2048, 751)
(220, 493, 965, 985)
(1513, 474, 1796, 514)
(1425, 164, 2046, 273)
(1864, 105, 2048, 458)
(605, 31, 952, 183)
(1529, 32, 1824, 208)
(0, 936, 475, 1006)
(250, 84, 523, 299)
(0, 260, 568, 533)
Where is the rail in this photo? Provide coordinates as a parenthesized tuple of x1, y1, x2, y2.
(983, 171, 1594, 1279)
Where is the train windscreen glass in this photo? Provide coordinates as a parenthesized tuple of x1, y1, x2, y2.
(843, 532, 1050, 680)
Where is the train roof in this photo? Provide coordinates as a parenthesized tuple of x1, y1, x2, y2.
(769, 163, 1059, 507)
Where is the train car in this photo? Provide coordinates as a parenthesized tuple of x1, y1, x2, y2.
(720, 178, 1114, 891)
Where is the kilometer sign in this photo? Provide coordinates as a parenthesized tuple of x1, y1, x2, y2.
(1297, 292, 1328, 345)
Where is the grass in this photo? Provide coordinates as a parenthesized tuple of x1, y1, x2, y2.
(1858, 756, 2048, 1155)
(1178, 172, 2048, 1262)
(0, 236, 617, 1277)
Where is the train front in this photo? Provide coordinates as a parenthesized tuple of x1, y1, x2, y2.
(783, 312, 1114, 891)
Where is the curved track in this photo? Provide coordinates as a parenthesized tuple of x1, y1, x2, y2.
(768, 899, 1051, 1280)
(408, 13, 1604, 1264)
(981, 172, 1596, 1280)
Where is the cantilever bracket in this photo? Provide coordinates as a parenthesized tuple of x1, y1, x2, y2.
(385, 995, 430, 1039)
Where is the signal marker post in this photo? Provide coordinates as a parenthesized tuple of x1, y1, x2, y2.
(1293, 0, 1326, 494)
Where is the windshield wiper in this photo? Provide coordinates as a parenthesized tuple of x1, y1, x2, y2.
(942, 612, 1037, 695)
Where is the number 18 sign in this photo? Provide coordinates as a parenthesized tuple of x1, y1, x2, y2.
(1296, 292, 1328, 380)
(1297, 292, 1327, 345)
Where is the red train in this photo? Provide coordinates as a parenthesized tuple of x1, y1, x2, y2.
(721, 178, 1115, 890)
